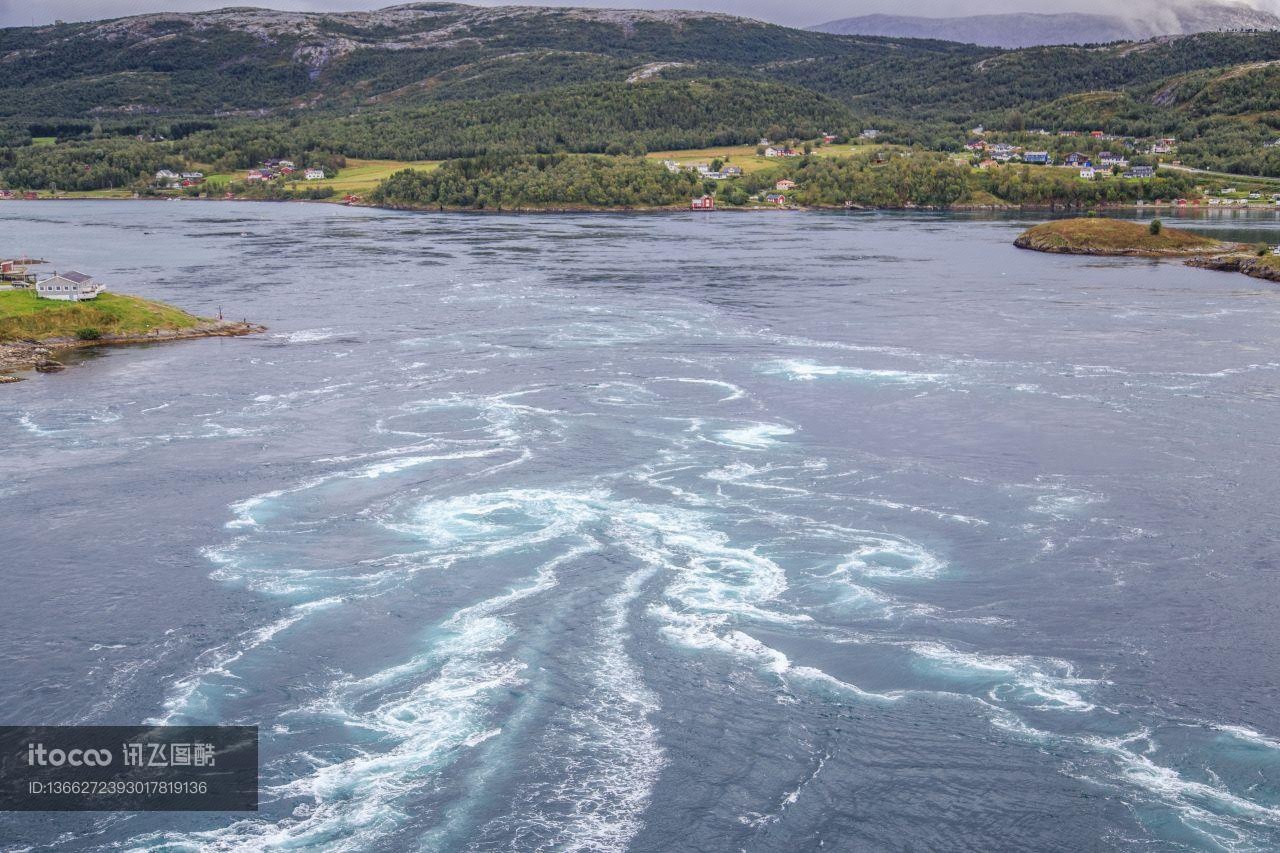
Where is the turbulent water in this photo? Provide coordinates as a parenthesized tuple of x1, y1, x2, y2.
(3, 202, 1280, 851)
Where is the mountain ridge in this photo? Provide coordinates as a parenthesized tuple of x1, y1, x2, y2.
(810, 4, 1280, 48)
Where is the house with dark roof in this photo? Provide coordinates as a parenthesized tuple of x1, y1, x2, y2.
(35, 270, 105, 301)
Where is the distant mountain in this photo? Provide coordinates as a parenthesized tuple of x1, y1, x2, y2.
(810, 4, 1280, 48)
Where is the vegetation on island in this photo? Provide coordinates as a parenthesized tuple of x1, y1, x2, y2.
(0, 290, 203, 342)
(1013, 218, 1231, 256)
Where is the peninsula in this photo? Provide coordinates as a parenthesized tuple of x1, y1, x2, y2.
(0, 282, 260, 380)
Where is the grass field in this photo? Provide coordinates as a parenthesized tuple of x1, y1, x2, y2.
(299, 158, 440, 196)
(42, 159, 439, 201)
(0, 290, 203, 341)
(30, 137, 55, 146)
(645, 142, 884, 174)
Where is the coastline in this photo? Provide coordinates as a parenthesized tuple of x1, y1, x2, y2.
(1186, 253, 1280, 283)
(8, 195, 1277, 215)
(0, 319, 265, 381)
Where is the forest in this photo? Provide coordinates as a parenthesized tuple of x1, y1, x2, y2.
(371, 154, 700, 209)
(4, 5, 1280, 187)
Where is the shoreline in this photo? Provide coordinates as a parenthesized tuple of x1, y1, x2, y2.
(0, 319, 265, 381)
(9, 195, 1280, 215)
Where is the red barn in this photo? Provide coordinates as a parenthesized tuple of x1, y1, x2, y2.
(691, 195, 715, 210)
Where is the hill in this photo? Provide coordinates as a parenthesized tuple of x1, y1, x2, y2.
(0, 3, 968, 118)
(811, 4, 1280, 48)
(5, 5, 1280, 186)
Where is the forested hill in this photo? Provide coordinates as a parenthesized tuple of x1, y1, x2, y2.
(0, 3, 979, 118)
(6, 4, 1280, 177)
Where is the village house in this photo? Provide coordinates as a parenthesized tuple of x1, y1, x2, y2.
(35, 270, 104, 301)
(662, 160, 680, 173)
(1098, 152, 1128, 168)
(1022, 151, 1051, 165)
(990, 144, 1018, 162)
(155, 169, 180, 182)
(304, 168, 326, 180)
(977, 158, 999, 170)
(0, 189, 14, 199)
(763, 146, 798, 158)
(690, 194, 715, 210)
(860, 129, 880, 139)
(775, 179, 796, 190)
(822, 133, 837, 143)
(1125, 166, 1156, 179)
(246, 169, 266, 181)
(181, 171, 204, 182)
(1064, 152, 1090, 166)
(722, 165, 743, 177)
(964, 139, 986, 152)
(1150, 140, 1175, 154)
(764, 193, 786, 205)
(1079, 167, 1096, 180)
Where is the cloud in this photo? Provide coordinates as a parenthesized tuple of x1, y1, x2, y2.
(1, 0, 1278, 30)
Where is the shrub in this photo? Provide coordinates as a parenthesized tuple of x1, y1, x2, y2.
(1149, 219, 1162, 235)
(75, 327, 102, 340)
(1257, 242, 1271, 256)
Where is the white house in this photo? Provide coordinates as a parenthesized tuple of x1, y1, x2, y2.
(154, 169, 179, 182)
(35, 270, 104, 301)
(1079, 167, 1096, 180)
(304, 168, 326, 180)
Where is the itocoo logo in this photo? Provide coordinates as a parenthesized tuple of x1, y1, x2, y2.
(27, 743, 113, 767)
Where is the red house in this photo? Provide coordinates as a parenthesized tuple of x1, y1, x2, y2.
(691, 195, 715, 210)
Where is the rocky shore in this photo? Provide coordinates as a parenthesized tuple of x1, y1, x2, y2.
(0, 319, 264, 381)
(1185, 253, 1280, 283)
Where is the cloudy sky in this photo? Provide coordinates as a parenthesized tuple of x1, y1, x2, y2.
(2, 0, 1277, 29)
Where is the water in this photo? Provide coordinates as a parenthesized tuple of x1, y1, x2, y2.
(2, 202, 1280, 851)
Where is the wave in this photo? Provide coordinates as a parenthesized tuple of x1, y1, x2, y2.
(715, 422, 795, 449)
(839, 535, 947, 581)
(911, 642, 1096, 713)
(762, 359, 947, 385)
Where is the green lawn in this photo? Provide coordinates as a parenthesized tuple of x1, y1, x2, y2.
(30, 136, 55, 146)
(646, 141, 890, 175)
(293, 158, 440, 197)
(0, 290, 204, 341)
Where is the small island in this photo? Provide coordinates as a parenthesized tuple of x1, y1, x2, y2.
(1013, 218, 1232, 257)
(0, 268, 261, 381)
(1013, 217, 1280, 284)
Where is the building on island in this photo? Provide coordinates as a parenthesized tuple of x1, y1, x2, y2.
(35, 270, 104, 301)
